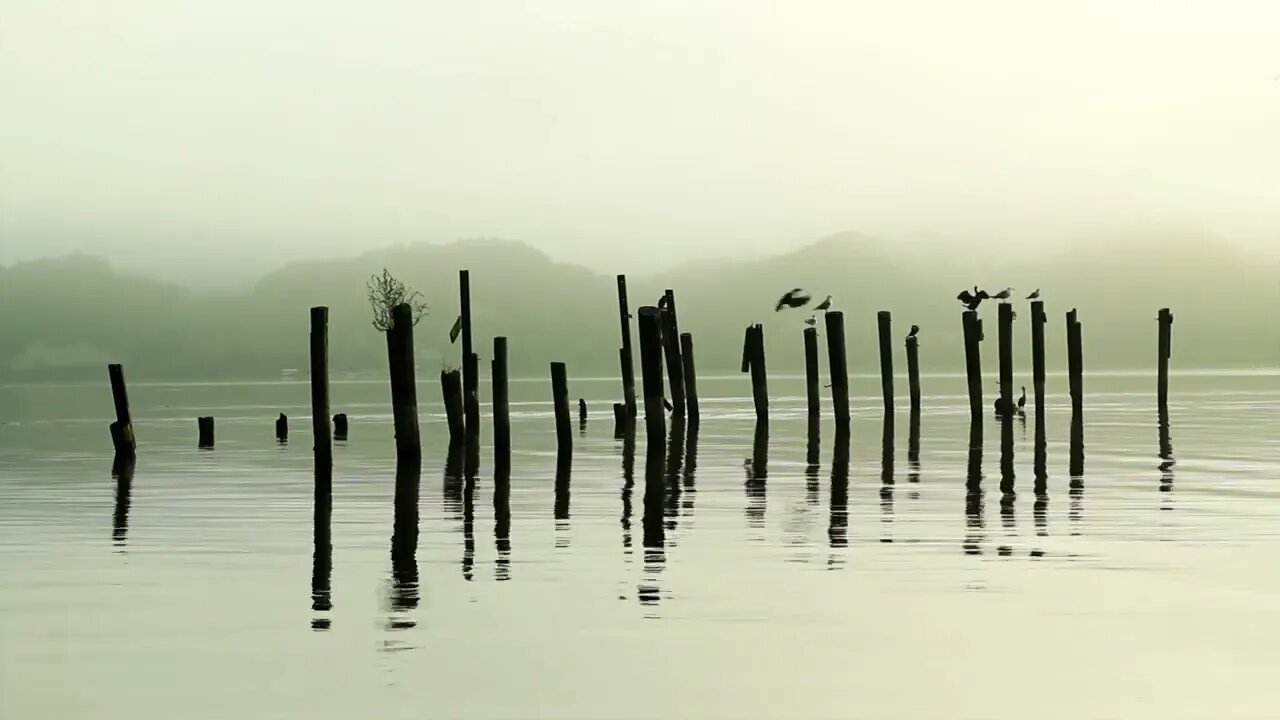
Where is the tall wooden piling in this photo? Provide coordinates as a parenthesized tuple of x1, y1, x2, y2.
(636, 307, 666, 443)
(877, 311, 894, 416)
(551, 363, 572, 451)
(276, 413, 288, 443)
(386, 303, 421, 462)
(742, 324, 769, 425)
(997, 302, 1014, 414)
(616, 275, 638, 420)
(1158, 308, 1173, 413)
(106, 363, 136, 456)
(905, 335, 921, 416)
(1030, 300, 1046, 419)
(459, 270, 479, 449)
(1066, 309, 1083, 417)
(660, 291, 686, 418)
(197, 416, 215, 448)
(310, 306, 331, 462)
(679, 333, 700, 422)
(961, 310, 983, 422)
(612, 403, 627, 438)
(823, 311, 850, 429)
(441, 369, 465, 446)
(332, 413, 348, 441)
(803, 327, 820, 420)
(491, 337, 510, 469)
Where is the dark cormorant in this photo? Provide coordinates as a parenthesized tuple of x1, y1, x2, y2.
(907, 324, 920, 338)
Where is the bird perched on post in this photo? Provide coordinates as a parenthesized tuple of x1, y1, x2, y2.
(814, 295, 832, 312)
(657, 294, 671, 311)
(956, 287, 989, 311)
(907, 324, 920, 339)
(775, 288, 812, 312)
(1026, 289, 1040, 300)
(804, 315, 817, 327)
(990, 287, 1013, 303)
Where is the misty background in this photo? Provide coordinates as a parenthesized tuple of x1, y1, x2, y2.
(1, 1, 1276, 379)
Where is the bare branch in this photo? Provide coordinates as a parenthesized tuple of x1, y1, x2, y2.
(367, 269, 429, 331)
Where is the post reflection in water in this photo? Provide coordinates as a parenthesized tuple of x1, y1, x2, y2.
(907, 408, 921, 489)
(744, 422, 768, 533)
(389, 459, 422, 621)
(311, 459, 333, 630)
(554, 450, 571, 547)
(461, 472, 476, 581)
(493, 461, 511, 582)
(1159, 407, 1176, 500)
(664, 417, 686, 535)
(682, 422, 699, 518)
(805, 418, 821, 506)
(620, 429, 636, 553)
(442, 442, 465, 519)
(111, 456, 135, 548)
(1033, 406, 1048, 494)
(964, 419, 985, 556)
(880, 414, 894, 543)
(639, 436, 666, 608)
(827, 427, 850, 562)
(1069, 409, 1084, 536)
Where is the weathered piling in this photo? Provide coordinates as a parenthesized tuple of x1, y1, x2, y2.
(578, 398, 587, 427)
(332, 413, 348, 441)
(491, 337, 510, 468)
(636, 307, 667, 444)
(617, 275, 638, 420)
(824, 311, 850, 429)
(107, 363, 136, 456)
(459, 270, 480, 450)
(1158, 308, 1173, 413)
(612, 403, 627, 438)
(275, 413, 288, 443)
(441, 369, 465, 446)
(803, 327, 820, 420)
(660, 291, 686, 418)
(961, 310, 983, 422)
(905, 334, 921, 416)
(1030, 300, 1047, 420)
(385, 303, 421, 462)
(197, 416, 215, 448)
(1066, 309, 1083, 417)
(550, 362, 572, 452)
(679, 332, 700, 422)
(997, 302, 1014, 415)
(741, 324, 769, 425)
(310, 306, 331, 462)
(877, 311, 894, 415)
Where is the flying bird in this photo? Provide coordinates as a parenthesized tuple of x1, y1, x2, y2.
(814, 295, 833, 312)
(907, 324, 920, 339)
(775, 288, 812, 312)
(1026, 289, 1040, 300)
(448, 315, 463, 343)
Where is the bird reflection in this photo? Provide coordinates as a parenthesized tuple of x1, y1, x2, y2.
(555, 450, 571, 545)
(389, 459, 421, 615)
(494, 463, 511, 581)
(639, 437, 666, 607)
(1159, 407, 1175, 498)
(311, 458, 333, 630)
(827, 427, 850, 560)
(880, 415, 894, 543)
(805, 418, 820, 506)
(745, 422, 768, 533)
(111, 456, 135, 548)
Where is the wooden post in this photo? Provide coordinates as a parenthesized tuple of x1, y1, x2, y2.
(660, 291, 686, 418)
(612, 402, 627, 439)
(275, 413, 288, 443)
(332, 413, 348, 441)
(877, 311, 894, 416)
(106, 363, 136, 456)
(386, 303, 421, 462)
(1066, 309, 1083, 417)
(197, 416, 214, 448)
(636, 307, 667, 444)
(617, 275, 638, 420)
(441, 369, 465, 445)
(997, 302, 1014, 415)
(1158, 308, 1173, 413)
(823, 311, 850, 429)
(905, 335, 921, 416)
(551, 362, 572, 452)
(1030, 300, 1047, 420)
(578, 398, 588, 429)
(742, 324, 769, 425)
(310, 306, 332, 462)
(679, 333, 700, 422)
(459, 270, 479, 448)
(803, 327, 820, 420)
(961, 310, 983, 422)
(491, 337, 510, 468)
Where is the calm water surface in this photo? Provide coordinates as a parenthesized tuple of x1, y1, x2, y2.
(2, 371, 1279, 719)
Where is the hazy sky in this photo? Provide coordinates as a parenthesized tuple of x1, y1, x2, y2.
(2, 1, 1277, 280)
